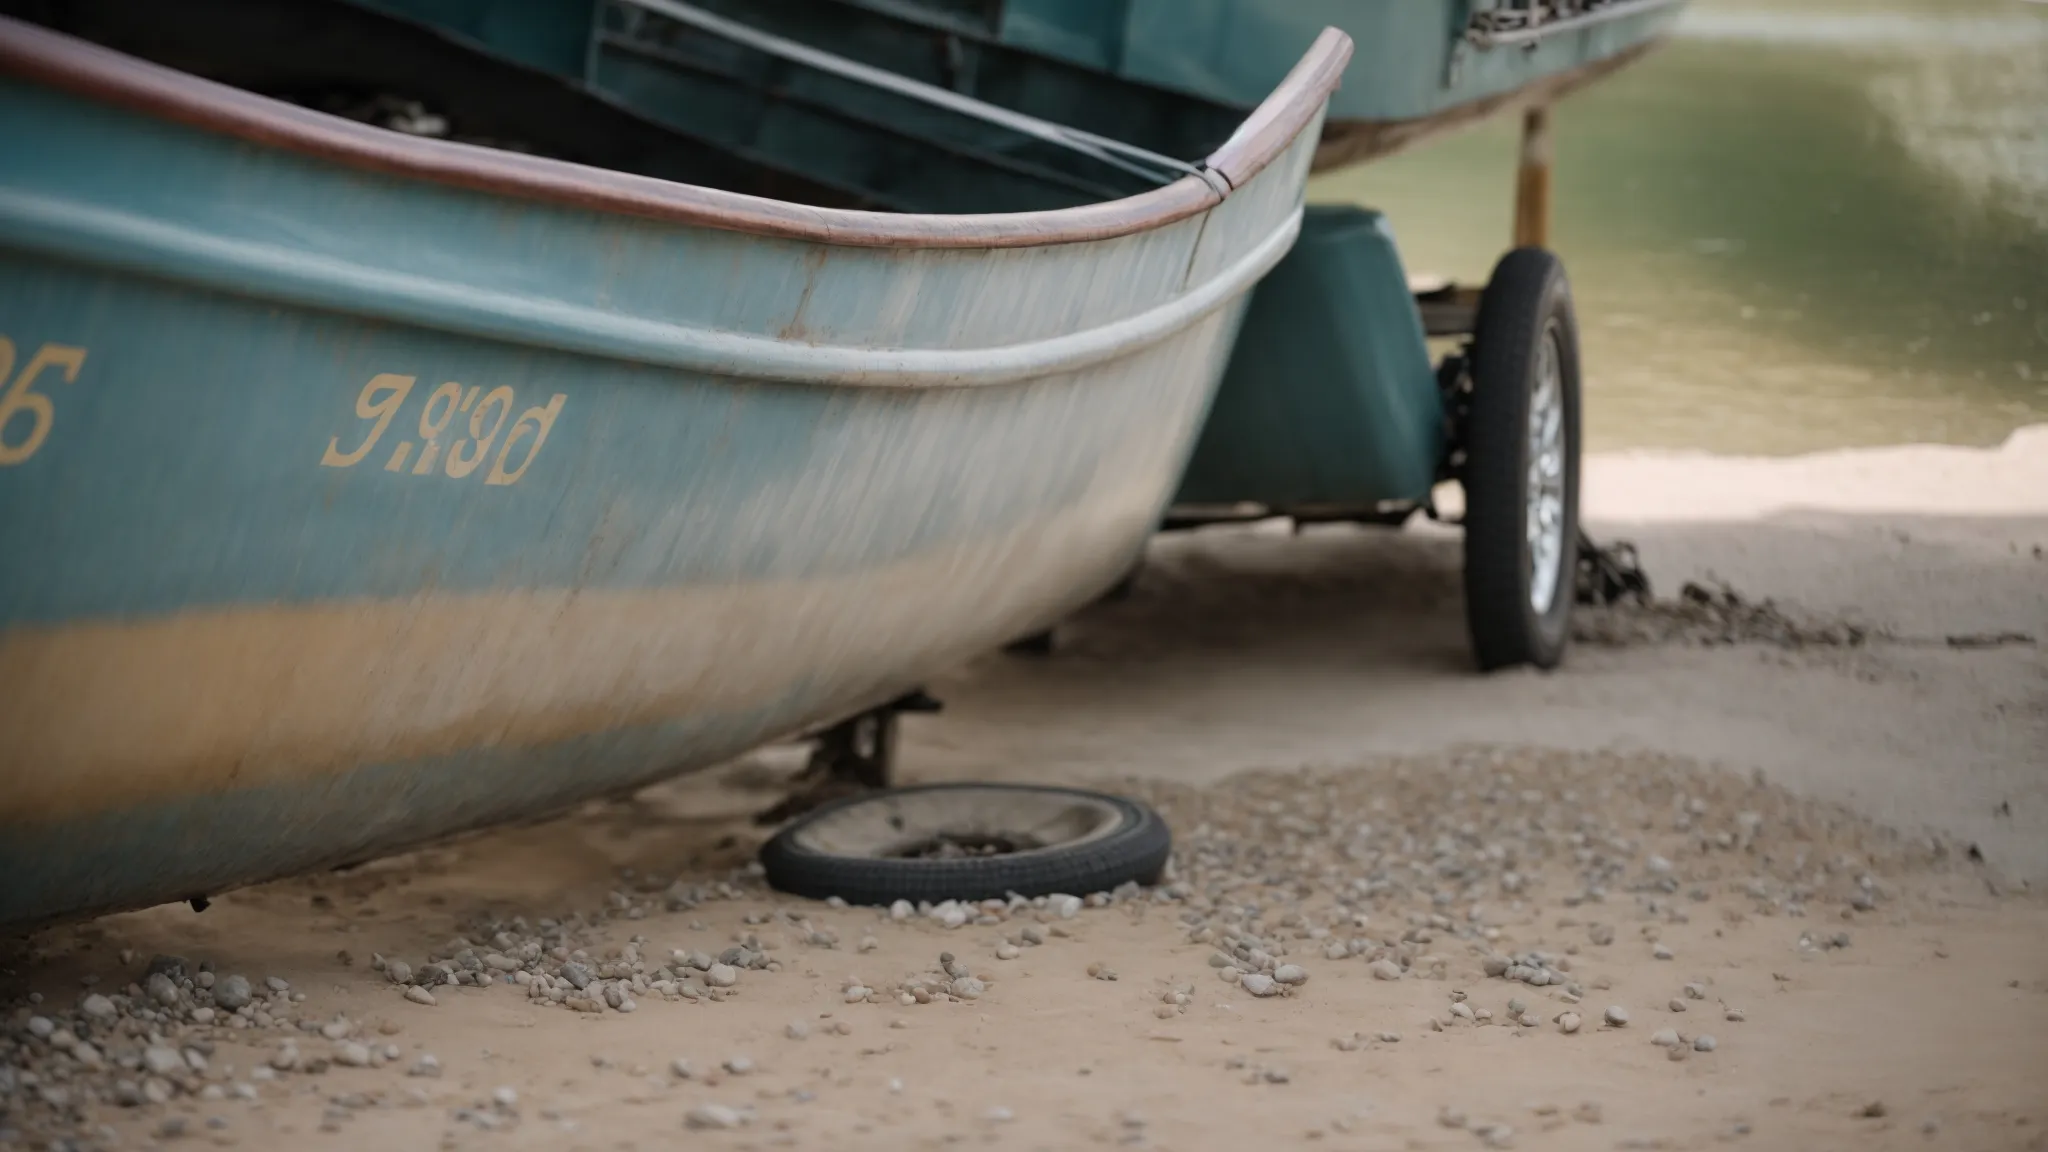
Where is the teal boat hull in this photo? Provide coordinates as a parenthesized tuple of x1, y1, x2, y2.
(1173, 205, 1444, 511)
(810, 0, 1688, 169)
(0, 18, 1345, 931)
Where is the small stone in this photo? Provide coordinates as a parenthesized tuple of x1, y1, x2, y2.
(1240, 973, 1278, 997)
(334, 1042, 371, 1067)
(1604, 1005, 1629, 1027)
(1725, 1008, 1746, 1022)
(1053, 895, 1082, 919)
(1558, 1012, 1582, 1034)
(723, 1056, 754, 1076)
(953, 977, 986, 1000)
(706, 963, 739, 988)
(491, 1086, 518, 1110)
(1652, 944, 1674, 960)
(386, 961, 413, 985)
(1262, 1066, 1290, 1084)
(270, 1044, 299, 1072)
(1369, 959, 1403, 981)
(265, 977, 290, 993)
(1438, 1107, 1468, 1129)
(147, 973, 181, 1007)
(985, 1106, 1015, 1122)
(143, 1046, 184, 1076)
(1477, 1123, 1516, 1148)
(995, 943, 1020, 961)
(1683, 983, 1705, 1000)
(669, 1059, 692, 1080)
(1273, 964, 1308, 986)
(858, 936, 878, 953)
(405, 986, 437, 1006)
(214, 976, 253, 1010)
(1668, 999, 1687, 1013)
(410, 1055, 441, 1078)
(1650, 1028, 1681, 1048)
(843, 985, 871, 1003)
(81, 993, 118, 1020)
(785, 1021, 809, 1040)
(1694, 1034, 1717, 1052)
(1451, 1002, 1474, 1020)
(1862, 1101, 1887, 1119)
(686, 1104, 745, 1130)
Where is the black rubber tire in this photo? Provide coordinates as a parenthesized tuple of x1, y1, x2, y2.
(758, 783, 1172, 906)
(1462, 247, 1582, 672)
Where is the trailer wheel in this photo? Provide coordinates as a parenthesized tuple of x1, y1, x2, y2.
(1461, 247, 1581, 671)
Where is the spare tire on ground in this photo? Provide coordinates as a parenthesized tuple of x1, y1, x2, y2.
(758, 783, 1171, 906)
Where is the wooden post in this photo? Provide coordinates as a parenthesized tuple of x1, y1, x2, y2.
(1513, 105, 1552, 250)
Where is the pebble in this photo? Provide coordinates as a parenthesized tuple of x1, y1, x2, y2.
(143, 1046, 184, 1076)
(405, 986, 437, 1006)
(1693, 1034, 1717, 1052)
(1451, 1002, 1475, 1020)
(706, 963, 739, 988)
(215, 974, 255, 1010)
(1604, 1005, 1630, 1027)
(1725, 1008, 1746, 1022)
(1683, 983, 1706, 1000)
(686, 1104, 744, 1130)
(1053, 895, 1083, 919)
(1273, 964, 1308, 985)
(985, 1106, 1015, 1122)
(1240, 973, 1278, 997)
(786, 1021, 809, 1040)
(1558, 1012, 1582, 1034)
(265, 977, 291, 993)
(1650, 1028, 1681, 1048)
(995, 943, 1020, 961)
(334, 1042, 371, 1067)
(1652, 944, 1674, 960)
(1369, 959, 1403, 981)
(80, 993, 118, 1020)
(669, 1059, 692, 1080)
(954, 977, 986, 1000)
(1477, 1123, 1516, 1148)
(410, 1055, 441, 1078)
(1668, 999, 1687, 1012)
(723, 1056, 755, 1075)
(844, 985, 872, 1003)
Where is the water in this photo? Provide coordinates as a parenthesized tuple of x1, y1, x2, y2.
(1309, 0, 2048, 455)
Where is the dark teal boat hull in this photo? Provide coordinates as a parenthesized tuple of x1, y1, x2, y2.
(1173, 205, 1444, 511)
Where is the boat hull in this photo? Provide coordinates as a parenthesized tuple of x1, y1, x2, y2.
(0, 24, 1335, 930)
(804, 0, 1688, 169)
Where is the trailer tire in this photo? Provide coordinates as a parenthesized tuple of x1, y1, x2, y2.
(759, 783, 1171, 906)
(1462, 247, 1582, 671)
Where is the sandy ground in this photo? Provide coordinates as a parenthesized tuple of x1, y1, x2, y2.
(4, 426, 2046, 1152)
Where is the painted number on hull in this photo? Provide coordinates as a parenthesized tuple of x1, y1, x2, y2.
(0, 337, 88, 467)
(321, 373, 567, 486)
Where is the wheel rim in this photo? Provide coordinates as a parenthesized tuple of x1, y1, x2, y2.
(1525, 321, 1568, 616)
